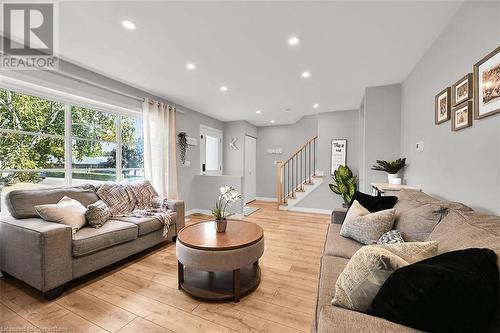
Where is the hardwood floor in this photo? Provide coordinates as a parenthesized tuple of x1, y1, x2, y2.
(0, 201, 330, 333)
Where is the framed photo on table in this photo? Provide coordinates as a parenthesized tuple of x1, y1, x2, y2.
(474, 46, 500, 119)
(435, 87, 451, 124)
(330, 139, 347, 175)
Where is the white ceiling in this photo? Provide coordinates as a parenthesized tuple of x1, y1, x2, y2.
(56, 1, 462, 126)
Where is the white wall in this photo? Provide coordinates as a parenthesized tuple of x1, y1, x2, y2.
(256, 115, 318, 198)
(363, 84, 402, 192)
(401, 1, 500, 215)
(297, 110, 359, 210)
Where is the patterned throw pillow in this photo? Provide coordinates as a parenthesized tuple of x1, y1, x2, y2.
(340, 200, 396, 245)
(86, 200, 112, 228)
(377, 230, 405, 245)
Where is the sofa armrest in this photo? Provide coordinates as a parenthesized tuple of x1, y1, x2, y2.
(166, 199, 185, 230)
(331, 208, 348, 224)
(0, 216, 73, 292)
(317, 306, 422, 333)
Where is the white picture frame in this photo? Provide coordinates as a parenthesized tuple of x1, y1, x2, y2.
(331, 139, 347, 175)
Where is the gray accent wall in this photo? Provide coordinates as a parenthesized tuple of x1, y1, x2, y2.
(223, 121, 257, 176)
(362, 84, 402, 192)
(256, 115, 318, 198)
(297, 110, 359, 210)
(401, 1, 500, 215)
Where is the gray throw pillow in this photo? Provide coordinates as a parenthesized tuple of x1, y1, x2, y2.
(35, 196, 87, 234)
(85, 200, 112, 228)
(340, 200, 396, 245)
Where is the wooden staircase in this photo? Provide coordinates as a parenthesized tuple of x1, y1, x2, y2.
(276, 136, 324, 209)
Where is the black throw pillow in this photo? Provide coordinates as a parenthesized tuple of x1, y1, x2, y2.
(371, 248, 499, 333)
(349, 191, 398, 213)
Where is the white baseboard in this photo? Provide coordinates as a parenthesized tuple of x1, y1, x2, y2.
(255, 197, 277, 202)
(286, 206, 332, 215)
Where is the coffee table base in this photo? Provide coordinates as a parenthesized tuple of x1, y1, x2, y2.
(178, 262, 261, 303)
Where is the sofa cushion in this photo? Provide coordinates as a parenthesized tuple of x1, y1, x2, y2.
(371, 248, 499, 333)
(5, 185, 98, 219)
(72, 220, 138, 257)
(35, 196, 88, 234)
(350, 191, 398, 213)
(324, 224, 363, 259)
(113, 215, 166, 236)
(341, 204, 396, 245)
(332, 242, 438, 312)
(394, 203, 447, 241)
(318, 304, 422, 333)
(314, 255, 349, 330)
(428, 209, 500, 332)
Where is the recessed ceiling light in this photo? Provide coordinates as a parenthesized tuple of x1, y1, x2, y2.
(288, 36, 300, 45)
(256, 110, 261, 114)
(220, 86, 228, 92)
(313, 104, 319, 108)
(270, 120, 276, 124)
(301, 71, 310, 78)
(121, 20, 136, 30)
(186, 63, 196, 70)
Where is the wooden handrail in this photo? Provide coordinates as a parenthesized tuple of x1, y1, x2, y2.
(277, 136, 318, 206)
(282, 136, 318, 165)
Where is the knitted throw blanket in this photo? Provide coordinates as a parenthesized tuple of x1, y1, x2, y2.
(96, 180, 175, 236)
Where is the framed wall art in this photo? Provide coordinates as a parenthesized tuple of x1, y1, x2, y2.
(452, 73, 473, 106)
(330, 139, 347, 175)
(474, 46, 500, 119)
(451, 101, 473, 131)
(435, 87, 451, 124)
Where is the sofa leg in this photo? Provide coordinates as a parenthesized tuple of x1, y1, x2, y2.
(172, 235, 177, 242)
(42, 286, 64, 300)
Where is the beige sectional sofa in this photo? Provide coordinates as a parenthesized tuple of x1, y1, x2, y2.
(0, 185, 185, 299)
(313, 190, 500, 333)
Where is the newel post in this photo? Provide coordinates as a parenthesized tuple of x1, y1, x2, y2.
(276, 160, 283, 206)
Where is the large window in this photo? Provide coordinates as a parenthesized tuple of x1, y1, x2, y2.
(0, 87, 144, 202)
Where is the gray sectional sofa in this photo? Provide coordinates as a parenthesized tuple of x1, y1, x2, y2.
(313, 190, 500, 333)
(0, 185, 185, 299)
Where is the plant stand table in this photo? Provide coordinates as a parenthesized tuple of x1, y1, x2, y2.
(176, 220, 264, 303)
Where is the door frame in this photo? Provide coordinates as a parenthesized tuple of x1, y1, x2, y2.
(244, 135, 257, 204)
(200, 124, 223, 175)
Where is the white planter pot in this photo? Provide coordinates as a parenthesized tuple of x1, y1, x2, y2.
(387, 173, 401, 184)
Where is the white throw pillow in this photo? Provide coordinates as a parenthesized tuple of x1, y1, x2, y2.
(340, 200, 395, 244)
(35, 196, 87, 234)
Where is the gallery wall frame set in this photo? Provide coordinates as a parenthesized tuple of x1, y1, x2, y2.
(435, 45, 500, 131)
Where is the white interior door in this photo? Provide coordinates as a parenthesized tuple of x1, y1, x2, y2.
(244, 135, 257, 204)
(200, 125, 223, 175)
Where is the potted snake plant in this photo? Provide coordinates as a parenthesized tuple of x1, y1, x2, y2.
(371, 158, 407, 184)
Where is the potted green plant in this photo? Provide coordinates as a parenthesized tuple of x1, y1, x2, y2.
(177, 132, 188, 164)
(329, 165, 357, 207)
(212, 186, 241, 233)
(371, 158, 407, 184)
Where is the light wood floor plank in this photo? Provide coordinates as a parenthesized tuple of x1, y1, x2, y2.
(0, 201, 329, 333)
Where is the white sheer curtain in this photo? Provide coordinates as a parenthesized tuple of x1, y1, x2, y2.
(142, 98, 178, 199)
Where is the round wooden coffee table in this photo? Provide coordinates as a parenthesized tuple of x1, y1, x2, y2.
(176, 220, 264, 302)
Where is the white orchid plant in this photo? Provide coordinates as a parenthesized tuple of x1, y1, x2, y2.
(212, 186, 241, 220)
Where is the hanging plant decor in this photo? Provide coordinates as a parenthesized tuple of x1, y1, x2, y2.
(177, 132, 188, 164)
